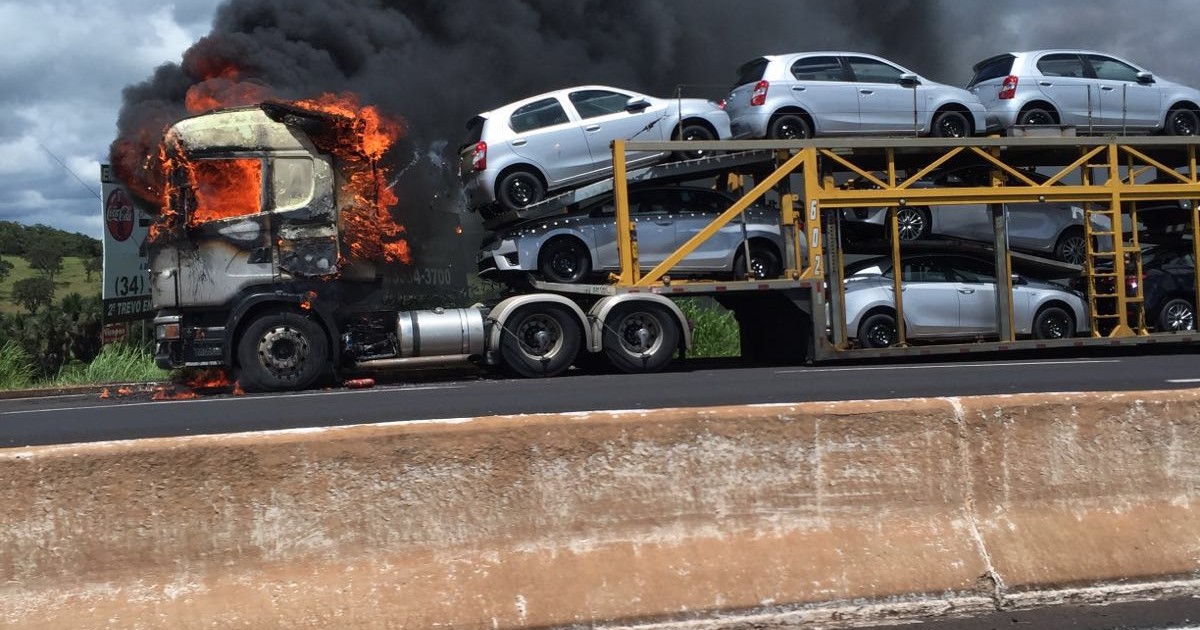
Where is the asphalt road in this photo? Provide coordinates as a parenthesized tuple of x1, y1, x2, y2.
(1, 346, 1198, 448)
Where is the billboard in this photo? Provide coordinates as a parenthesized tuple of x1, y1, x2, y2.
(100, 164, 153, 322)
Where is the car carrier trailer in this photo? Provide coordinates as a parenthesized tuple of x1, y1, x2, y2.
(150, 103, 1200, 391)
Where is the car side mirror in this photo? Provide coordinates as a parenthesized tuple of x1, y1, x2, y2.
(1136, 72, 1155, 84)
(899, 73, 920, 88)
(625, 97, 651, 113)
(1011, 273, 1027, 286)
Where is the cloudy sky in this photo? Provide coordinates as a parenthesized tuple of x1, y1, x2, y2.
(4, 0, 1200, 240)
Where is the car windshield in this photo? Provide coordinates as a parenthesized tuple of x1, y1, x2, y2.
(733, 58, 769, 88)
(969, 55, 1015, 87)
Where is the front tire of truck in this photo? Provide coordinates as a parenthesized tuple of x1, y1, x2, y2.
(499, 305, 581, 378)
(237, 311, 329, 392)
(602, 303, 680, 374)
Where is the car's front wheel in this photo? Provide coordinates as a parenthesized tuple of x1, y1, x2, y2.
(496, 168, 545, 211)
(1053, 229, 1087, 266)
(538, 238, 591, 283)
(1165, 107, 1200, 136)
(731, 243, 782, 280)
(1032, 305, 1074, 340)
(891, 206, 931, 241)
(672, 123, 715, 161)
(858, 311, 899, 348)
(931, 110, 971, 138)
(1156, 298, 1195, 332)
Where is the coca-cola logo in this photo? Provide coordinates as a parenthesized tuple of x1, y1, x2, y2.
(105, 188, 134, 242)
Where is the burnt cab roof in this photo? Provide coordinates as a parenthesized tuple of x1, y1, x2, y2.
(166, 104, 316, 155)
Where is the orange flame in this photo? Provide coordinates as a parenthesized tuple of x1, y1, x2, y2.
(145, 61, 411, 267)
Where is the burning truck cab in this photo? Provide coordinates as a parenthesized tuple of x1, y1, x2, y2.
(150, 102, 692, 391)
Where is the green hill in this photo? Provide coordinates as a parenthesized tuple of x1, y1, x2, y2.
(0, 256, 98, 314)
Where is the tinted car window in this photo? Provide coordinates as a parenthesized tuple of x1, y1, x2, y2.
(569, 89, 632, 119)
(846, 56, 905, 83)
(948, 257, 996, 283)
(900, 258, 950, 282)
(510, 97, 570, 133)
(790, 56, 844, 81)
(734, 58, 770, 87)
(1086, 55, 1141, 82)
(463, 116, 484, 146)
(1036, 54, 1087, 78)
(969, 55, 1015, 86)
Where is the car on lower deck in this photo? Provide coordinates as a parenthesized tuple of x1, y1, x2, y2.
(724, 51, 986, 139)
(840, 164, 1105, 266)
(839, 252, 1089, 348)
(968, 50, 1200, 135)
(477, 186, 796, 284)
(459, 86, 731, 214)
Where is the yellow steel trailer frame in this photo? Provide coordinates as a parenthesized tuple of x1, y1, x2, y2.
(595, 136, 1200, 360)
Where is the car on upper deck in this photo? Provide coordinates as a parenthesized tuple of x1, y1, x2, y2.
(723, 51, 986, 140)
(459, 86, 730, 214)
(968, 50, 1200, 135)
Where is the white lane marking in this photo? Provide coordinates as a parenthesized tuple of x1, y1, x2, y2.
(0, 384, 467, 416)
(776, 359, 1121, 374)
(1166, 378, 1200, 383)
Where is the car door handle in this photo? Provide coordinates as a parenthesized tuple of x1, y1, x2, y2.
(585, 124, 601, 132)
(959, 288, 976, 294)
(1039, 81, 1053, 87)
(792, 86, 806, 92)
(1101, 86, 1115, 91)
(655, 220, 673, 226)
(859, 89, 874, 95)
(511, 139, 527, 147)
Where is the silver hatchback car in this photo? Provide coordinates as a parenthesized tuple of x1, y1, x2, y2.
(968, 50, 1200, 134)
(459, 86, 731, 213)
(724, 51, 987, 139)
(841, 253, 1089, 348)
(477, 186, 791, 284)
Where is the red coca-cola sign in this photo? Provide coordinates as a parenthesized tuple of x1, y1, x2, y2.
(105, 188, 134, 242)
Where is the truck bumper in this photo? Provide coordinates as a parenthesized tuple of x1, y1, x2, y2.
(154, 311, 228, 370)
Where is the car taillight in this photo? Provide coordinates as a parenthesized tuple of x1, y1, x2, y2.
(717, 98, 726, 110)
(1125, 274, 1143, 296)
(471, 141, 487, 172)
(751, 80, 769, 106)
(998, 75, 1018, 100)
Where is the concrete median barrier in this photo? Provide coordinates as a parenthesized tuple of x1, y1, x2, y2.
(2, 390, 1198, 628)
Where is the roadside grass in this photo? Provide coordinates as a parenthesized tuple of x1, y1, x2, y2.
(54, 344, 170, 386)
(676, 298, 740, 358)
(0, 257, 97, 313)
(0, 342, 36, 390)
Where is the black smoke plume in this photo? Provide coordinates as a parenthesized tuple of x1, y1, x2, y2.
(110, 0, 947, 271)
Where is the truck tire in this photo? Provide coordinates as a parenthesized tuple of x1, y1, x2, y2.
(602, 303, 680, 374)
(237, 311, 329, 392)
(499, 305, 581, 378)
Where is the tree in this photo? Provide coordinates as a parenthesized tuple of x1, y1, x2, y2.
(26, 242, 63, 281)
(11, 277, 55, 314)
(0, 258, 12, 285)
(83, 256, 102, 282)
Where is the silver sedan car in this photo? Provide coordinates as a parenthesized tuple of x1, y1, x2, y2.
(459, 86, 731, 213)
(724, 51, 987, 139)
(840, 253, 1089, 348)
(477, 186, 792, 284)
(969, 50, 1200, 134)
(840, 165, 1102, 265)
